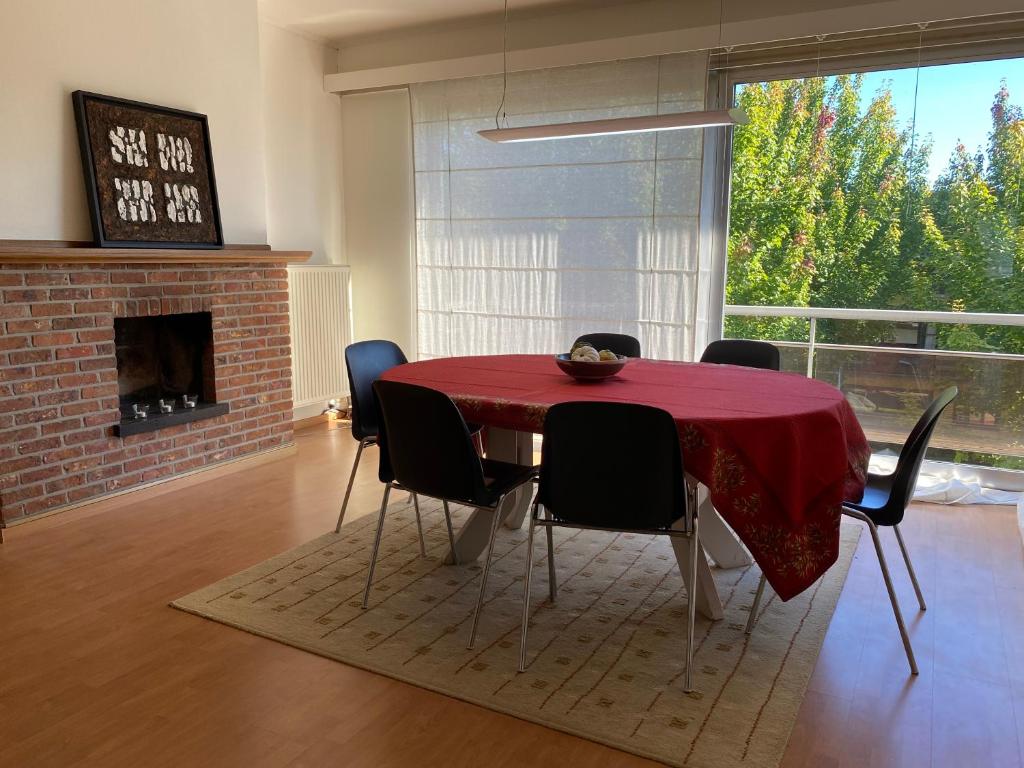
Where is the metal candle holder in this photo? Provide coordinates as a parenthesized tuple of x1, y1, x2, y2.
(132, 403, 150, 419)
(158, 399, 173, 414)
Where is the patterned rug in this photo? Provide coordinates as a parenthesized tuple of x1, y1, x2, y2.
(172, 500, 860, 767)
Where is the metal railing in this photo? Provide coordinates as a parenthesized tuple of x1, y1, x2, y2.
(723, 305, 1024, 467)
(726, 305, 1024, 376)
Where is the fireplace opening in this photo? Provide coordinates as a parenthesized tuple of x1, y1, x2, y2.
(113, 312, 228, 436)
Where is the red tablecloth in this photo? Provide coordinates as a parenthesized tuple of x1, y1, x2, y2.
(381, 355, 870, 600)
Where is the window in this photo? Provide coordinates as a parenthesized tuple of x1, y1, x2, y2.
(410, 53, 717, 362)
(723, 56, 1024, 469)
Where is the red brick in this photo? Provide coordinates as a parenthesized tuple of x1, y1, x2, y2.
(63, 427, 104, 445)
(2, 483, 45, 504)
(0, 336, 30, 353)
(25, 272, 70, 286)
(77, 328, 114, 343)
(40, 417, 83, 436)
(10, 350, 52, 366)
(35, 360, 76, 375)
(49, 288, 91, 301)
(56, 345, 97, 360)
(32, 332, 76, 347)
(30, 302, 73, 317)
(43, 446, 84, 463)
(123, 455, 158, 472)
(61, 401, 99, 417)
(109, 271, 147, 284)
(37, 390, 78, 406)
(0, 395, 34, 414)
(58, 373, 99, 388)
(12, 378, 55, 394)
(24, 494, 68, 514)
(67, 482, 108, 502)
(51, 316, 94, 331)
(3, 454, 42, 473)
(4, 289, 48, 302)
(69, 272, 109, 285)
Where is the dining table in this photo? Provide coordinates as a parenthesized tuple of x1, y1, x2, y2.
(380, 354, 870, 620)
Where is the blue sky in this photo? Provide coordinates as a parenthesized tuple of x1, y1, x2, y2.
(858, 58, 1024, 182)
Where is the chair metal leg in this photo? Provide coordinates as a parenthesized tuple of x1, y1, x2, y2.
(844, 508, 919, 675)
(545, 514, 557, 603)
(335, 438, 368, 533)
(745, 573, 767, 635)
(518, 506, 538, 672)
(442, 500, 459, 565)
(412, 493, 426, 557)
(684, 510, 699, 693)
(468, 495, 505, 649)
(361, 483, 392, 609)
(894, 524, 927, 611)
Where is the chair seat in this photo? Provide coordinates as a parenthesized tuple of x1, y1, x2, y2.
(480, 458, 538, 505)
(844, 471, 898, 525)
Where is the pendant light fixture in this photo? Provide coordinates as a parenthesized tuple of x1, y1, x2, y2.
(477, 0, 748, 143)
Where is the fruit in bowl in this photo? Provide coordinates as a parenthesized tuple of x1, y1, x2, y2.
(557, 344, 629, 381)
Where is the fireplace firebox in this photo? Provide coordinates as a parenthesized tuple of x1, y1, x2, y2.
(114, 311, 229, 436)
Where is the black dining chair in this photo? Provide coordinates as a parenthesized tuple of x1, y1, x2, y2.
(365, 380, 537, 649)
(518, 401, 701, 691)
(745, 386, 959, 676)
(572, 333, 641, 358)
(335, 340, 482, 540)
(700, 339, 780, 370)
(335, 340, 412, 535)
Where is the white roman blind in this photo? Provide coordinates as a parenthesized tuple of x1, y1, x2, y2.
(411, 52, 712, 361)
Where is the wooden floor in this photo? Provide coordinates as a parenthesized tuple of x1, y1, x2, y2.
(2, 422, 1023, 767)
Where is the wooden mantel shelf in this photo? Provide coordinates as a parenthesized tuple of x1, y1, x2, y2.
(0, 240, 311, 264)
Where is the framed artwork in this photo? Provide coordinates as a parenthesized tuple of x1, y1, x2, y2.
(72, 91, 224, 248)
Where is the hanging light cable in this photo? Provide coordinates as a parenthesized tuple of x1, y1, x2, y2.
(478, 0, 749, 143)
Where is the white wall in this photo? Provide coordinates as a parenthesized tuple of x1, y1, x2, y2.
(0, 0, 268, 244)
(340, 90, 416, 356)
(260, 22, 345, 264)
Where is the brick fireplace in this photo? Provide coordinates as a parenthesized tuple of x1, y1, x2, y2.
(0, 254, 302, 527)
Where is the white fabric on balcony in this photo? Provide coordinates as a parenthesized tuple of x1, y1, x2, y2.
(410, 53, 714, 361)
(871, 453, 1024, 506)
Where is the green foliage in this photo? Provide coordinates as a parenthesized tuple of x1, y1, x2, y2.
(728, 74, 1024, 351)
(727, 73, 1024, 467)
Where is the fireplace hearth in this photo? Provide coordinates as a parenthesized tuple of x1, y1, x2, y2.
(114, 312, 229, 436)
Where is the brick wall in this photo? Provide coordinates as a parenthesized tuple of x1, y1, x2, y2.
(0, 262, 294, 525)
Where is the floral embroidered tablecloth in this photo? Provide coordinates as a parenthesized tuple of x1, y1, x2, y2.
(382, 355, 869, 600)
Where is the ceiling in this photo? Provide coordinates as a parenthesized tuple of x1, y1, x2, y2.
(258, 0, 643, 45)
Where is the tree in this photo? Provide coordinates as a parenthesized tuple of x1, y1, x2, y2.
(726, 74, 1024, 467)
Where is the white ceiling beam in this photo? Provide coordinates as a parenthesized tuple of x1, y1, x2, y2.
(323, 26, 715, 93)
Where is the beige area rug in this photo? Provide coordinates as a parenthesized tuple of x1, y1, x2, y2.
(172, 500, 860, 767)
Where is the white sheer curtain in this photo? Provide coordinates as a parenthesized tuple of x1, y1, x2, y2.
(410, 52, 712, 361)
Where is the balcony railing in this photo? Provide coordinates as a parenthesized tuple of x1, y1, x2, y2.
(723, 305, 1024, 470)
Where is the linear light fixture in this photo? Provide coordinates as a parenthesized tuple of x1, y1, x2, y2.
(477, 107, 748, 143)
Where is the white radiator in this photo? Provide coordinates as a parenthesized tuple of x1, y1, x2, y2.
(287, 265, 353, 418)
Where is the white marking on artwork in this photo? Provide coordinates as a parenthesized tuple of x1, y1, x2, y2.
(114, 178, 157, 222)
(108, 126, 148, 167)
(157, 134, 194, 173)
(164, 183, 203, 223)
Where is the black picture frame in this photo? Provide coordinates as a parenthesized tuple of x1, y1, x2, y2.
(72, 91, 224, 249)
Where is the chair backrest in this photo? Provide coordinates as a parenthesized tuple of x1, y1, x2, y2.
(344, 340, 408, 440)
(700, 339, 780, 371)
(881, 386, 959, 523)
(373, 380, 490, 506)
(573, 333, 642, 358)
(537, 401, 686, 530)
